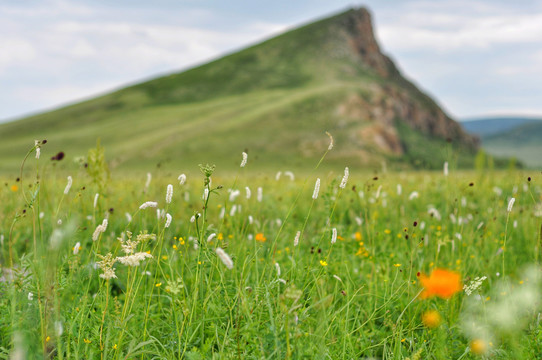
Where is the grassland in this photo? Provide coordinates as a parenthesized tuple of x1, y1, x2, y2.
(0, 141, 541, 359)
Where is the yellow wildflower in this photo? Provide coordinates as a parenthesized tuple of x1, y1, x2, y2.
(421, 310, 441, 328)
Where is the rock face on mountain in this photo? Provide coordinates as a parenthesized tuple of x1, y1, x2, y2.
(331, 8, 478, 155)
(0, 6, 479, 171)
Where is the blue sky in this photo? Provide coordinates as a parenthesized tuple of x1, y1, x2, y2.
(1, 0, 542, 122)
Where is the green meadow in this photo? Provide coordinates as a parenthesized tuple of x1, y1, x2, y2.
(1, 142, 541, 359)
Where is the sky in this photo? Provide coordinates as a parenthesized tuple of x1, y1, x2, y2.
(1, 0, 542, 122)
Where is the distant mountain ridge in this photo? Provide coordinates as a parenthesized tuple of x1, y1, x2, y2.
(462, 117, 542, 137)
(462, 116, 542, 167)
(0, 7, 477, 172)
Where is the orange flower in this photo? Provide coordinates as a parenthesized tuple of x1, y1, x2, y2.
(10, 185, 18, 192)
(419, 268, 461, 299)
(255, 233, 267, 243)
(470, 339, 488, 355)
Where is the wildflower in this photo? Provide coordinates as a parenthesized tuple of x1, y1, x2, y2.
(73, 242, 81, 255)
(443, 161, 449, 176)
(257, 187, 263, 202)
(10, 185, 18, 192)
(45, 336, 50, 343)
(229, 189, 240, 201)
(396, 184, 402, 195)
(145, 172, 152, 191)
(470, 339, 487, 355)
(166, 184, 173, 204)
(28, 292, 33, 301)
(375, 185, 382, 199)
(320, 260, 328, 267)
(420, 268, 462, 299)
(275, 171, 282, 180)
(83, 338, 91, 344)
(294, 231, 301, 247)
(165, 213, 172, 228)
(216, 247, 234, 269)
(408, 191, 419, 200)
(339, 167, 349, 189)
(125, 212, 132, 222)
(92, 219, 108, 241)
(117, 252, 153, 266)
(312, 178, 320, 200)
(331, 228, 337, 244)
(178, 174, 186, 185)
(35, 140, 41, 159)
(422, 310, 441, 328)
(284, 171, 295, 181)
(427, 206, 442, 221)
(507, 197, 515, 212)
(325, 131, 333, 150)
(139, 201, 158, 210)
(64, 176, 73, 194)
(155, 282, 162, 287)
(393, 264, 401, 267)
(93, 193, 99, 209)
(463, 276, 487, 296)
(97, 253, 117, 280)
(248, 215, 253, 224)
(207, 233, 216, 242)
(275, 262, 281, 277)
(245, 186, 251, 199)
(55, 321, 63, 336)
(255, 233, 266, 242)
(333, 275, 342, 282)
(240, 151, 248, 167)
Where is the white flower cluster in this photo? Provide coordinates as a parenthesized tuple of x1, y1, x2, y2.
(463, 276, 487, 296)
(116, 231, 154, 267)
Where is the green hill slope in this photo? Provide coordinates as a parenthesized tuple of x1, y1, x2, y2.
(0, 7, 477, 173)
(481, 121, 542, 167)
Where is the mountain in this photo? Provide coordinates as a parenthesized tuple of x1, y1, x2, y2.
(462, 117, 542, 138)
(461, 117, 542, 167)
(0, 7, 478, 173)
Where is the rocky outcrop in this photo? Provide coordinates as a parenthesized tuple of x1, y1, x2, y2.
(334, 8, 479, 151)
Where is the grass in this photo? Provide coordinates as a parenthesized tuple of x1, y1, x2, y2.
(1, 141, 542, 359)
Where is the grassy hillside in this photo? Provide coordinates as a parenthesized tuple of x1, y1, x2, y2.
(462, 117, 542, 168)
(0, 8, 477, 175)
(482, 121, 542, 167)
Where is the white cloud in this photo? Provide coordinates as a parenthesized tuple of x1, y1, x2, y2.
(0, 38, 36, 72)
(0, 1, 287, 120)
(379, 12, 542, 51)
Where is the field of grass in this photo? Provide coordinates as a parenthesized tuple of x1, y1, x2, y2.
(1, 142, 542, 359)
